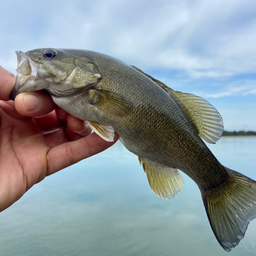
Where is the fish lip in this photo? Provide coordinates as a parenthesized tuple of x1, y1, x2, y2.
(16, 51, 39, 76)
(10, 51, 39, 100)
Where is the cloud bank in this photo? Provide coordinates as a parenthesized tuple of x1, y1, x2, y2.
(1, 0, 255, 129)
(2, 0, 256, 78)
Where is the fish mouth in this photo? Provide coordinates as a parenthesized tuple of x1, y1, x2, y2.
(10, 51, 39, 100)
(16, 51, 39, 86)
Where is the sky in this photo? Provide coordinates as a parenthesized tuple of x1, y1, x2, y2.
(1, 0, 256, 130)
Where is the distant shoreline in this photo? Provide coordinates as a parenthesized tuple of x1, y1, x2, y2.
(221, 135, 256, 139)
(222, 131, 256, 136)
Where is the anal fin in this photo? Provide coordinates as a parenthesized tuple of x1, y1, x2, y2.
(139, 157, 184, 199)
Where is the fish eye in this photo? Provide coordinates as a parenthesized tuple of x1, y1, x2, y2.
(43, 49, 57, 59)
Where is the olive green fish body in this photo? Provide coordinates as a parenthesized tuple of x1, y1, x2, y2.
(49, 50, 225, 189)
(12, 48, 256, 252)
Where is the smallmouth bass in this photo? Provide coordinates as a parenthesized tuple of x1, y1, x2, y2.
(11, 48, 256, 251)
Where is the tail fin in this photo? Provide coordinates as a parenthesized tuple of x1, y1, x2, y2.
(202, 168, 256, 251)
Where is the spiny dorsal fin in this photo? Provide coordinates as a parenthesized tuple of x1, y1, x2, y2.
(87, 121, 115, 142)
(131, 65, 223, 144)
(88, 88, 133, 117)
(139, 157, 184, 199)
(131, 65, 170, 89)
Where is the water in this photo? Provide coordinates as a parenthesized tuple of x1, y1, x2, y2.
(1, 138, 256, 256)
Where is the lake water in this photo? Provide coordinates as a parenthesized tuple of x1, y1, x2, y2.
(1, 137, 256, 256)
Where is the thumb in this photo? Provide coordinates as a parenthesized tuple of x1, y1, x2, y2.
(15, 91, 56, 117)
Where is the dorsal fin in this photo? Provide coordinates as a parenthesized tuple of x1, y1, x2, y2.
(139, 157, 184, 199)
(170, 91, 224, 144)
(131, 66, 224, 144)
(131, 65, 170, 90)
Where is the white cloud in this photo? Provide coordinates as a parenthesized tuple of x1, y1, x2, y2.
(204, 80, 256, 98)
(1, 0, 256, 128)
(2, 0, 256, 78)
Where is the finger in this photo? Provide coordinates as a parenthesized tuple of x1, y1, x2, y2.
(65, 115, 92, 141)
(0, 67, 16, 100)
(43, 126, 85, 148)
(0, 100, 29, 122)
(46, 132, 119, 176)
(55, 107, 69, 124)
(57, 110, 92, 138)
(42, 117, 91, 147)
(64, 126, 85, 141)
(67, 115, 92, 135)
(34, 111, 62, 132)
(72, 122, 92, 136)
(43, 128, 69, 148)
(67, 114, 85, 132)
(36, 111, 91, 135)
(14, 91, 56, 117)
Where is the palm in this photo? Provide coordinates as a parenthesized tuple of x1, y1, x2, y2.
(0, 100, 117, 211)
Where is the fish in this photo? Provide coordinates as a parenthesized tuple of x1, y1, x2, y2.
(11, 48, 256, 252)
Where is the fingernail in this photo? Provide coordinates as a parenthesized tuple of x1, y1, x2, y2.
(74, 123, 92, 136)
(24, 94, 40, 111)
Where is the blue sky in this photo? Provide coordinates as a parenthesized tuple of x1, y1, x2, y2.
(1, 0, 256, 130)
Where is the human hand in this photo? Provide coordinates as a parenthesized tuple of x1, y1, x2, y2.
(0, 66, 118, 212)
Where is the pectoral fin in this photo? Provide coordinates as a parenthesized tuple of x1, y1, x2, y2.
(139, 157, 184, 199)
(88, 88, 133, 116)
(87, 121, 115, 142)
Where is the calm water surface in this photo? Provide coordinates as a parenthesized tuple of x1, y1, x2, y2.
(1, 138, 256, 256)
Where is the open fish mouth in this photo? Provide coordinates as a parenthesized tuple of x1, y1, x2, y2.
(16, 51, 39, 87)
(10, 51, 39, 100)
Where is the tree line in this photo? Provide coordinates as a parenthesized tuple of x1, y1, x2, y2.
(222, 130, 256, 136)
